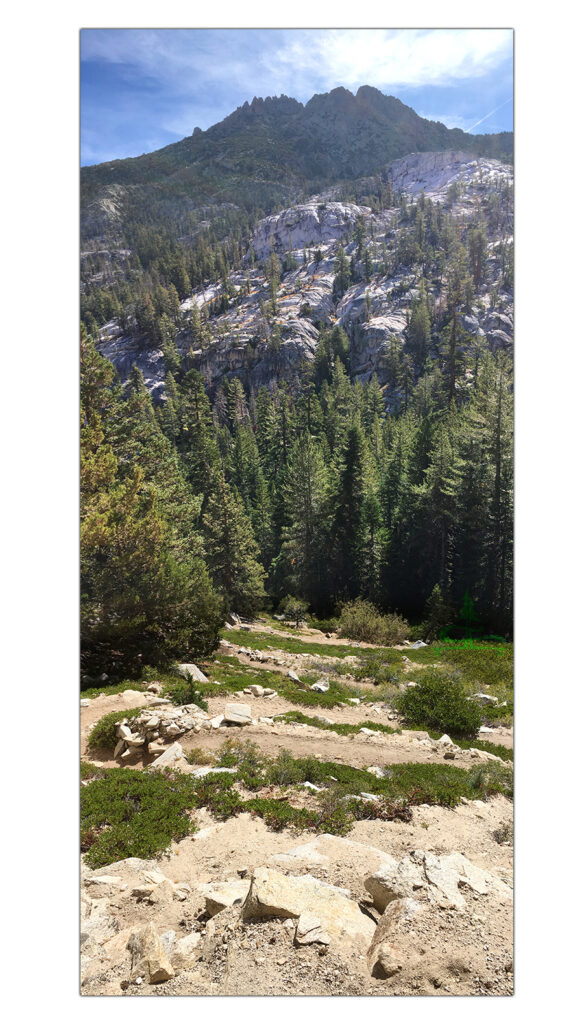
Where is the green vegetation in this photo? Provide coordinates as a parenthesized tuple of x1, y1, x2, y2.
(338, 599, 410, 645)
(223, 629, 381, 660)
(164, 672, 208, 711)
(81, 767, 198, 868)
(275, 710, 400, 737)
(395, 670, 483, 738)
(80, 741, 513, 865)
(87, 707, 147, 751)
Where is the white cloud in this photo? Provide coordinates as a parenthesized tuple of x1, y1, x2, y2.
(81, 27, 512, 99)
(264, 29, 512, 92)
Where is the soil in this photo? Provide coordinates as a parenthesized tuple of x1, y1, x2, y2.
(80, 623, 513, 997)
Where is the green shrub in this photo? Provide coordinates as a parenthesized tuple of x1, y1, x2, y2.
(165, 671, 208, 711)
(338, 599, 409, 645)
(185, 748, 216, 766)
(395, 670, 482, 738)
(87, 707, 146, 751)
(81, 767, 198, 868)
(309, 617, 340, 633)
(279, 595, 309, 627)
(80, 761, 106, 781)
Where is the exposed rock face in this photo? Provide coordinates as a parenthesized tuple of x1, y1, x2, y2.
(95, 152, 512, 404)
(386, 150, 510, 199)
(251, 202, 370, 261)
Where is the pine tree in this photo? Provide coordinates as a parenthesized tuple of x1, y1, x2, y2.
(203, 473, 266, 615)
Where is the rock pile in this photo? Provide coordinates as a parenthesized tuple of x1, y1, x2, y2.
(81, 840, 512, 990)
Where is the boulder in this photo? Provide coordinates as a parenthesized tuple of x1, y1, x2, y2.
(127, 922, 174, 983)
(242, 866, 375, 945)
(311, 679, 330, 692)
(287, 669, 301, 683)
(177, 663, 208, 683)
(224, 703, 252, 725)
(148, 741, 185, 770)
(364, 856, 424, 910)
(197, 879, 251, 916)
(171, 932, 201, 971)
(295, 912, 331, 945)
(249, 685, 265, 697)
(366, 850, 512, 913)
(368, 898, 424, 978)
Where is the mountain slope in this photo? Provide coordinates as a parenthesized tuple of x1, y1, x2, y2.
(81, 86, 512, 246)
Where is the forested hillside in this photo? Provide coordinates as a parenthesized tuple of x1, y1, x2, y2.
(80, 96, 513, 679)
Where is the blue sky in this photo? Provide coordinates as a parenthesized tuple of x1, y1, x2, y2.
(81, 28, 513, 166)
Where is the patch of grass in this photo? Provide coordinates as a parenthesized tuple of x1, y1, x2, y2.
(87, 707, 147, 751)
(466, 762, 513, 800)
(406, 642, 514, 689)
(395, 670, 483, 738)
(222, 629, 384, 660)
(275, 710, 400, 737)
(81, 767, 198, 868)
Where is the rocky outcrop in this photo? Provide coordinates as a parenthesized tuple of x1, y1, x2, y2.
(251, 202, 370, 261)
(242, 866, 376, 945)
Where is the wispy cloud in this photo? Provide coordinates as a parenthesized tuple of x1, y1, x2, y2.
(81, 29, 513, 164)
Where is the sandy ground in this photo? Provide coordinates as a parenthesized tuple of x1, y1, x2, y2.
(80, 628, 513, 997)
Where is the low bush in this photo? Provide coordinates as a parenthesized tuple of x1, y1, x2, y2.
(395, 670, 483, 738)
(338, 599, 410, 646)
(87, 707, 146, 751)
(164, 671, 208, 711)
(185, 748, 216, 766)
(81, 767, 198, 868)
(309, 617, 340, 633)
(279, 595, 309, 627)
(80, 761, 106, 781)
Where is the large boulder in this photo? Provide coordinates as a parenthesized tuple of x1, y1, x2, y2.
(242, 866, 375, 945)
(365, 850, 512, 912)
(127, 921, 174, 983)
(177, 663, 208, 683)
(224, 703, 252, 725)
(148, 741, 186, 770)
(367, 898, 424, 978)
(197, 879, 251, 916)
